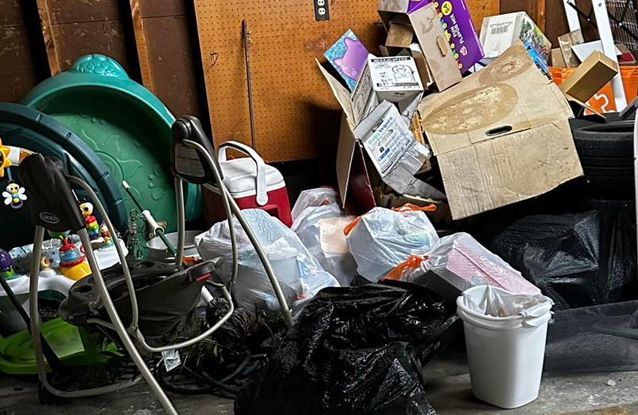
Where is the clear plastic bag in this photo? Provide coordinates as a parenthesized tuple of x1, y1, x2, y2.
(292, 204, 357, 286)
(196, 209, 339, 313)
(346, 207, 439, 282)
(412, 233, 540, 296)
(290, 187, 338, 221)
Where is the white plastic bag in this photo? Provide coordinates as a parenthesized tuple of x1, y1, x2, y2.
(196, 209, 339, 313)
(414, 233, 540, 296)
(292, 204, 357, 286)
(291, 187, 338, 220)
(346, 207, 439, 282)
(459, 285, 553, 319)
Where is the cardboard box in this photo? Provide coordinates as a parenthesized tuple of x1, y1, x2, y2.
(324, 30, 369, 91)
(480, 12, 551, 62)
(379, 2, 462, 91)
(557, 30, 584, 68)
(317, 61, 431, 207)
(379, 0, 484, 73)
(386, 22, 414, 48)
(560, 51, 619, 104)
(418, 43, 583, 219)
(551, 48, 567, 68)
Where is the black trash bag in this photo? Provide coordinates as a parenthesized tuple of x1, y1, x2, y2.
(490, 208, 637, 309)
(236, 284, 454, 415)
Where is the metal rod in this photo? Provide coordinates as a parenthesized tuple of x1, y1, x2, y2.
(78, 229, 178, 415)
(175, 177, 186, 267)
(72, 177, 140, 331)
(242, 19, 257, 148)
(183, 139, 293, 327)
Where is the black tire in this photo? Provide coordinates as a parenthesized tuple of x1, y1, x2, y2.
(571, 118, 634, 199)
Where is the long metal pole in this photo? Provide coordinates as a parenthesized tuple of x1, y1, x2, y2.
(78, 229, 178, 415)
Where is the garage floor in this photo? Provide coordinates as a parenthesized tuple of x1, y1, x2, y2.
(1, 355, 637, 415)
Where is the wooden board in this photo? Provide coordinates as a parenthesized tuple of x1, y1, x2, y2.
(0, 0, 39, 102)
(36, 0, 131, 74)
(194, 0, 384, 162)
(129, 0, 202, 117)
(467, 0, 499, 28)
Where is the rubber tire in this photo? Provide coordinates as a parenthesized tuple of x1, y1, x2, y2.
(571, 119, 634, 199)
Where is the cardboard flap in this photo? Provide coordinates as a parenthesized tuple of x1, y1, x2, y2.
(378, 0, 410, 14)
(386, 22, 414, 48)
(316, 59, 356, 129)
(336, 113, 358, 206)
(419, 43, 573, 155)
(410, 4, 462, 91)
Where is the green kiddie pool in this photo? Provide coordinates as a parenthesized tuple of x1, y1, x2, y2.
(22, 55, 202, 231)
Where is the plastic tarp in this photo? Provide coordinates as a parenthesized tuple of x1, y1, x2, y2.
(490, 209, 637, 309)
(236, 284, 455, 415)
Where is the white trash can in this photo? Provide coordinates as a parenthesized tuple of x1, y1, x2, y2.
(457, 285, 553, 409)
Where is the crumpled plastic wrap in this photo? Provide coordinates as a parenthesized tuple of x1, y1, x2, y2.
(290, 187, 338, 221)
(236, 284, 452, 415)
(459, 285, 553, 319)
(196, 209, 339, 313)
(410, 233, 540, 296)
(346, 207, 439, 282)
(292, 203, 357, 286)
(490, 209, 637, 309)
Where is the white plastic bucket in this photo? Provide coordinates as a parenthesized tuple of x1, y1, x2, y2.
(456, 286, 552, 409)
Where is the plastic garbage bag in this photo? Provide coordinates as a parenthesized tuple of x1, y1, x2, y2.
(292, 204, 357, 286)
(401, 233, 540, 296)
(291, 187, 338, 220)
(490, 208, 637, 309)
(236, 284, 454, 415)
(459, 285, 553, 319)
(196, 209, 339, 313)
(346, 207, 439, 282)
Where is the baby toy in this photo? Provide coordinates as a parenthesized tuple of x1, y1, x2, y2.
(80, 202, 100, 240)
(100, 223, 114, 247)
(0, 249, 16, 280)
(58, 238, 92, 281)
(2, 182, 27, 209)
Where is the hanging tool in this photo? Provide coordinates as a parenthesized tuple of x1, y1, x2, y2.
(242, 19, 257, 148)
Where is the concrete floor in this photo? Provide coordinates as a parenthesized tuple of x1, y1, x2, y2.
(1, 357, 637, 414)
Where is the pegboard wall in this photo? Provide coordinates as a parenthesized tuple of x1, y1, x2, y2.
(194, 0, 383, 162)
(194, 0, 498, 162)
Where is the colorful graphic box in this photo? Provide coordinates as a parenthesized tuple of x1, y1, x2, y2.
(324, 30, 369, 91)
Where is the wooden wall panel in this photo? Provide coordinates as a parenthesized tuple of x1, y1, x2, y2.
(0, 0, 39, 102)
(194, 0, 384, 162)
(467, 0, 499, 28)
(129, 0, 202, 117)
(36, 0, 132, 74)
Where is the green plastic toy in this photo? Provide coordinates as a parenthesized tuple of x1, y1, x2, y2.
(0, 318, 118, 375)
(22, 54, 203, 231)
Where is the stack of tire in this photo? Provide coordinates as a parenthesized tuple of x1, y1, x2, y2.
(570, 113, 634, 200)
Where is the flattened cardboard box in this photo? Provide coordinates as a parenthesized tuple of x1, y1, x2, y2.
(418, 43, 583, 219)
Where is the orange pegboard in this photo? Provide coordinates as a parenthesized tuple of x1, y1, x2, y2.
(194, 0, 382, 162)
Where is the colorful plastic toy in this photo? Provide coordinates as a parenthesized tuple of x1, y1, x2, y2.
(80, 202, 100, 240)
(58, 239, 91, 281)
(0, 250, 16, 280)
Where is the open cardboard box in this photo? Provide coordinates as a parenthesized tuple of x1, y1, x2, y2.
(379, 0, 483, 74)
(317, 61, 436, 212)
(378, 2, 462, 91)
(418, 42, 584, 220)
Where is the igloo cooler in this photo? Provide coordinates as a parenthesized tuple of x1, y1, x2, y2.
(204, 141, 292, 227)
